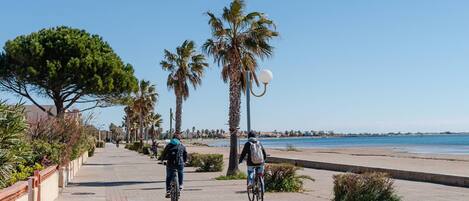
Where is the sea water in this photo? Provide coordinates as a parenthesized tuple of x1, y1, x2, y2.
(209, 134, 469, 155)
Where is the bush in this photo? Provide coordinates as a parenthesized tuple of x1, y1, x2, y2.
(332, 172, 401, 201)
(31, 140, 64, 166)
(264, 163, 314, 192)
(215, 171, 247, 180)
(141, 144, 151, 155)
(186, 153, 203, 167)
(7, 163, 43, 186)
(0, 102, 29, 188)
(96, 140, 105, 148)
(196, 154, 223, 172)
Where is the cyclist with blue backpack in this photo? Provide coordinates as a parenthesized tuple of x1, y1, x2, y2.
(161, 133, 187, 198)
(239, 131, 267, 190)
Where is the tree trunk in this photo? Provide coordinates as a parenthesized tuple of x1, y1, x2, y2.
(139, 112, 144, 146)
(54, 99, 65, 118)
(227, 68, 242, 176)
(125, 117, 130, 143)
(175, 94, 183, 133)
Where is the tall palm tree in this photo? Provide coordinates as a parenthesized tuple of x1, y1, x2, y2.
(161, 40, 208, 134)
(132, 80, 158, 144)
(203, 0, 278, 175)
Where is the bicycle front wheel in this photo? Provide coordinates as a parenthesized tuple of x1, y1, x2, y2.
(247, 185, 255, 201)
(256, 177, 264, 201)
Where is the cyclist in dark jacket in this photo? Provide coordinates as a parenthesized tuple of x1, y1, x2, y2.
(161, 133, 187, 198)
(239, 131, 267, 188)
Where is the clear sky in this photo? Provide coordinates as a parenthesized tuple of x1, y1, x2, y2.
(2, 0, 469, 133)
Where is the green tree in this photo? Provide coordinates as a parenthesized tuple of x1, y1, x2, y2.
(203, 0, 278, 175)
(132, 80, 158, 144)
(161, 40, 208, 133)
(0, 26, 137, 117)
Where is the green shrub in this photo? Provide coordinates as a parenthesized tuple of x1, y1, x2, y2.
(88, 146, 95, 157)
(141, 144, 151, 155)
(7, 163, 43, 186)
(332, 172, 401, 201)
(215, 171, 247, 180)
(196, 154, 223, 172)
(186, 153, 203, 167)
(31, 140, 64, 166)
(96, 140, 105, 148)
(0, 102, 29, 188)
(264, 163, 314, 192)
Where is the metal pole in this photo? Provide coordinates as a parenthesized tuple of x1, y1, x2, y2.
(246, 71, 251, 133)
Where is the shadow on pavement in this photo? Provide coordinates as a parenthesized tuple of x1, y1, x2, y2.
(68, 180, 165, 187)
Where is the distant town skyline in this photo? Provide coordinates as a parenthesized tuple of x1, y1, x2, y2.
(2, 1, 469, 133)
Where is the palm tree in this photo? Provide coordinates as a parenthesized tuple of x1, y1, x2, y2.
(161, 40, 208, 134)
(203, 0, 278, 175)
(132, 80, 158, 144)
(147, 112, 163, 141)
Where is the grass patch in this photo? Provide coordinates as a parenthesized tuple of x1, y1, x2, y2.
(215, 171, 247, 180)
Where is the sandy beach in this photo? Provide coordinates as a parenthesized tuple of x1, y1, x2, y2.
(185, 141, 469, 201)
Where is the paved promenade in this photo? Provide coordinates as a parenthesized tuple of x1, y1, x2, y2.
(56, 144, 314, 201)
(57, 144, 469, 201)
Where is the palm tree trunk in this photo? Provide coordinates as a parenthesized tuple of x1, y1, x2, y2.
(125, 118, 130, 143)
(175, 94, 183, 133)
(227, 69, 242, 176)
(139, 112, 144, 146)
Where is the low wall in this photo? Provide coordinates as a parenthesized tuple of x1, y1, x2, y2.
(267, 156, 469, 188)
(0, 151, 89, 201)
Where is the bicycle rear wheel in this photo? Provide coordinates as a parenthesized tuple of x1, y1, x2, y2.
(171, 174, 179, 201)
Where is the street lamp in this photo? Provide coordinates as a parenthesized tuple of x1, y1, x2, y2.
(246, 69, 273, 132)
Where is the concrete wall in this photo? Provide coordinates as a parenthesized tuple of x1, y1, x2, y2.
(15, 194, 28, 201)
(40, 171, 59, 201)
(267, 156, 469, 188)
(0, 151, 89, 201)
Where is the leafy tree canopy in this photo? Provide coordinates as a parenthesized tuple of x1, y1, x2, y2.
(0, 26, 138, 116)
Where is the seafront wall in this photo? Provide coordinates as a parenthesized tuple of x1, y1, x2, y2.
(267, 156, 469, 188)
(0, 151, 89, 201)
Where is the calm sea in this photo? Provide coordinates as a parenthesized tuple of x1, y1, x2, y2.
(209, 134, 469, 155)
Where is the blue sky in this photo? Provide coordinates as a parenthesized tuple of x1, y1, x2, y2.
(2, 0, 469, 133)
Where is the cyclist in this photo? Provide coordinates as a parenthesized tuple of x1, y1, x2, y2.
(239, 131, 267, 190)
(161, 133, 187, 198)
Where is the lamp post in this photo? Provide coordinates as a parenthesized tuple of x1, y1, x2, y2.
(246, 69, 273, 133)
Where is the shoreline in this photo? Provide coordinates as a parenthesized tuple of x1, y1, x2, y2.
(186, 144, 469, 177)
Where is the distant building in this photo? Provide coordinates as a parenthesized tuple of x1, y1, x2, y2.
(23, 105, 81, 124)
(24, 105, 56, 124)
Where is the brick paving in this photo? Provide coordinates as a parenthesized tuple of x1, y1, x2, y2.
(56, 144, 469, 201)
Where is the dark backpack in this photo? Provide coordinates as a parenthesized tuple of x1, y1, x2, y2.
(166, 144, 182, 167)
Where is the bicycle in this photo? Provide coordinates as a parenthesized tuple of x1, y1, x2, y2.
(164, 161, 181, 201)
(247, 167, 264, 201)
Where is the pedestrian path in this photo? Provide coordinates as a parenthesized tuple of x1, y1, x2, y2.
(56, 144, 315, 201)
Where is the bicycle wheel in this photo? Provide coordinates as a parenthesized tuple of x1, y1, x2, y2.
(257, 177, 264, 201)
(247, 185, 254, 201)
(171, 174, 179, 201)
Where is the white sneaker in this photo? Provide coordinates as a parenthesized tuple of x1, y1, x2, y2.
(179, 185, 184, 190)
